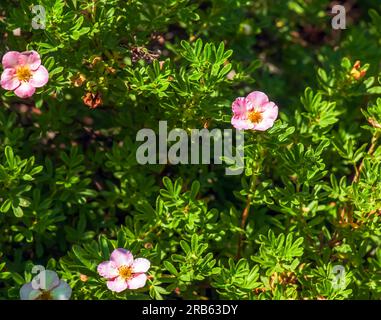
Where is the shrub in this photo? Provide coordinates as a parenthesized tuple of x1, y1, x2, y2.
(0, 0, 380, 300)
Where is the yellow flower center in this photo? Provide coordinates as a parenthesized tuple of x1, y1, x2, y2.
(118, 265, 133, 280)
(37, 290, 52, 300)
(248, 110, 263, 123)
(16, 65, 32, 82)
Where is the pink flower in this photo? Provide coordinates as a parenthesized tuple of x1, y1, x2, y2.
(97, 248, 150, 293)
(20, 270, 72, 300)
(1, 50, 49, 98)
(231, 91, 278, 131)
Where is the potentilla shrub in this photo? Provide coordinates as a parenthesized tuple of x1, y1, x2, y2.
(0, 0, 380, 300)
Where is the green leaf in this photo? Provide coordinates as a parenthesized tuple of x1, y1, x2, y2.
(180, 240, 191, 254)
(163, 261, 178, 275)
(5, 146, 15, 168)
(0, 199, 12, 213)
(12, 206, 23, 218)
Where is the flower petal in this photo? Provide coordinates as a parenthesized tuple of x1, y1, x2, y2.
(14, 82, 36, 98)
(126, 273, 147, 290)
(50, 280, 72, 300)
(246, 91, 269, 107)
(232, 97, 253, 118)
(37, 270, 60, 291)
(1, 68, 20, 90)
(20, 283, 42, 300)
(97, 260, 119, 279)
(252, 119, 276, 131)
(106, 276, 128, 293)
(19, 50, 41, 70)
(30, 66, 49, 88)
(260, 102, 279, 121)
(110, 248, 134, 268)
(132, 258, 150, 273)
(2, 51, 21, 68)
(231, 117, 254, 130)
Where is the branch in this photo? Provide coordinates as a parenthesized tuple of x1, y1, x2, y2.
(353, 132, 380, 183)
(237, 173, 257, 259)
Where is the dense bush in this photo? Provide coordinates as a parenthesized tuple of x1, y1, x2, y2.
(0, 0, 380, 300)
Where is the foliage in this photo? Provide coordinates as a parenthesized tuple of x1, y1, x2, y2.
(0, 0, 380, 300)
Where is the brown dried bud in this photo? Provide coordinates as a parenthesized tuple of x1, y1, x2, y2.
(31, 107, 42, 115)
(71, 73, 86, 87)
(253, 288, 266, 294)
(227, 70, 236, 80)
(13, 28, 21, 36)
(82, 92, 103, 109)
(106, 66, 116, 74)
(131, 46, 160, 64)
(144, 242, 153, 249)
(368, 118, 381, 129)
(350, 60, 366, 80)
(80, 274, 89, 282)
(91, 56, 102, 66)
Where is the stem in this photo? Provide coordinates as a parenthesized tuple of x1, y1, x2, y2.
(353, 131, 380, 183)
(236, 134, 265, 258)
(139, 221, 162, 240)
(236, 169, 257, 259)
